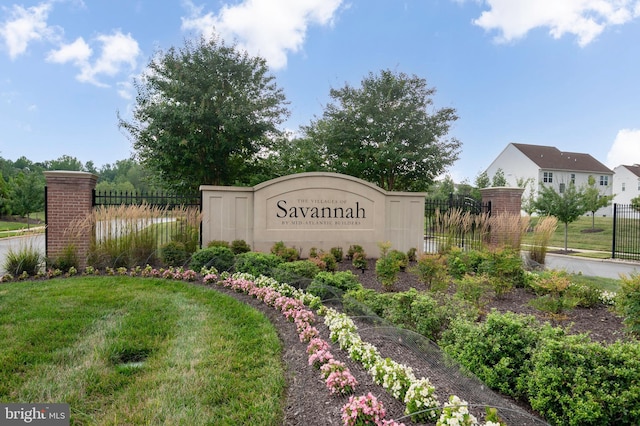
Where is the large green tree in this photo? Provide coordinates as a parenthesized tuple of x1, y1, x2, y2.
(534, 183, 588, 252)
(298, 69, 460, 191)
(9, 171, 45, 226)
(119, 35, 289, 192)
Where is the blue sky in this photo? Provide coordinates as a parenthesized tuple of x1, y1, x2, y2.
(2, 0, 640, 184)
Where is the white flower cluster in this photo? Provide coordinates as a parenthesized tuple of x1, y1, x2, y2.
(370, 357, 415, 400)
(323, 307, 502, 426)
(436, 395, 478, 426)
(600, 290, 617, 306)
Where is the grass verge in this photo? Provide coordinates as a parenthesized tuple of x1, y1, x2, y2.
(0, 276, 285, 425)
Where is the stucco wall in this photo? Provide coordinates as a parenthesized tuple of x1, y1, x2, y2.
(201, 172, 426, 258)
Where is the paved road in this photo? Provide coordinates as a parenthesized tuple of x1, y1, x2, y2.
(545, 253, 639, 279)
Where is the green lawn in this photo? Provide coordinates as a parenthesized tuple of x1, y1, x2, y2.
(522, 216, 614, 253)
(0, 277, 285, 425)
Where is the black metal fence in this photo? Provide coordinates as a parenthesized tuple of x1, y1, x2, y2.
(612, 203, 640, 261)
(424, 195, 491, 253)
(93, 190, 200, 208)
(90, 190, 202, 268)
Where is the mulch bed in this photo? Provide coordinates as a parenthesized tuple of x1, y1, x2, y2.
(204, 257, 628, 425)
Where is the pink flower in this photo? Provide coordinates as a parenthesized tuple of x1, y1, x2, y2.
(326, 369, 357, 395)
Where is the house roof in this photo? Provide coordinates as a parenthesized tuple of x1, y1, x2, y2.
(511, 143, 613, 174)
(620, 164, 640, 178)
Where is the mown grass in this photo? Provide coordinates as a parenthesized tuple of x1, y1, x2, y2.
(0, 276, 285, 425)
(522, 216, 614, 253)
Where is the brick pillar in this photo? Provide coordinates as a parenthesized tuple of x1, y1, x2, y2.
(45, 171, 97, 270)
(480, 187, 525, 247)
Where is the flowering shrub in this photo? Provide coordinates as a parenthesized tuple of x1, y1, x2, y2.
(370, 357, 415, 400)
(341, 393, 387, 426)
(436, 395, 477, 426)
(297, 323, 319, 343)
(203, 273, 218, 284)
(600, 290, 616, 306)
(404, 377, 440, 422)
(308, 348, 334, 369)
(324, 308, 358, 346)
(326, 369, 358, 395)
(307, 338, 331, 356)
(320, 358, 347, 379)
(347, 339, 381, 370)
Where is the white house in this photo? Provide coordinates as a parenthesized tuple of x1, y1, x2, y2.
(612, 164, 640, 205)
(485, 143, 614, 216)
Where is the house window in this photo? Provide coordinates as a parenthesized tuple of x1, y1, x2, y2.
(599, 175, 609, 186)
(559, 183, 566, 193)
(570, 174, 575, 185)
(622, 182, 626, 192)
(543, 172, 553, 183)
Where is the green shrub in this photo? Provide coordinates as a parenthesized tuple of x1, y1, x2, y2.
(49, 244, 78, 273)
(171, 224, 199, 254)
(410, 253, 449, 291)
(234, 252, 283, 277)
(160, 241, 189, 267)
(346, 244, 364, 260)
(230, 239, 251, 255)
(477, 248, 526, 289)
(352, 251, 367, 272)
(307, 271, 363, 300)
(3, 243, 43, 276)
(330, 247, 343, 263)
(271, 241, 299, 262)
(271, 260, 321, 288)
(454, 273, 492, 309)
(320, 252, 337, 272)
(189, 246, 235, 272)
(412, 293, 478, 342)
(446, 248, 485, 279)
(566, 283, 602, 308)
(440, 311, 556, 399)
(616, 273, 640, 337)
(528, 270, 578, 315)
(526, 334, 640, 426)
(406, 247, 417, 262)
(343, 288, 386, 317)
(376, 256, 399, 291)
(389, 249, 409, 271)
(207, 240, 230, 248)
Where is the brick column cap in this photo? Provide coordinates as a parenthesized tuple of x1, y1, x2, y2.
(44, 170, 98, 183)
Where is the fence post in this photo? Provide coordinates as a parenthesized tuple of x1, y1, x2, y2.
(44, 171, 98, 270)
(479, 187, 525, 247)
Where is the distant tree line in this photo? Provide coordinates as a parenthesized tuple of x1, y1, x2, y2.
(0, 154, 161, 220)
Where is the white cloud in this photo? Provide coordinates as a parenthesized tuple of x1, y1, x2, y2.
(0, 2, 60, 59)
(606, 129, 640, 168)
(181, 0, 344, 69)
(46, 36, 91, 65)
(47, 30, 140, 87)
(471, 0, 640, 46)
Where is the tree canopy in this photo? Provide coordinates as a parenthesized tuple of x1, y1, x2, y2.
(119, 35, 289, 193)
(291, 69, 460, 191)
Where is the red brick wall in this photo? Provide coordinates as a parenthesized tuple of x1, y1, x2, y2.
(480, 187, 525, 247)
(45, 171, 97, 270)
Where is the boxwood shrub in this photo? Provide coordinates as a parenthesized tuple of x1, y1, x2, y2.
(234, 252, 284, 277)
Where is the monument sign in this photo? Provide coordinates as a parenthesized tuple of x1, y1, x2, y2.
(201, 172, 426, 258)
